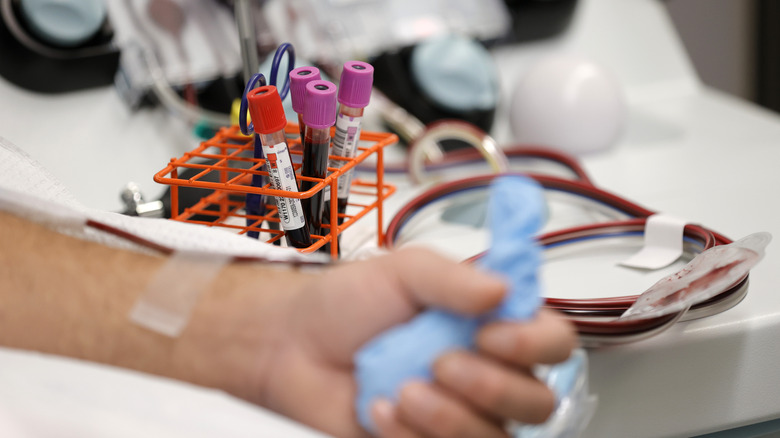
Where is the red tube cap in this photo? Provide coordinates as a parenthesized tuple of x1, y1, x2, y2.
(247, 85, 287, 134)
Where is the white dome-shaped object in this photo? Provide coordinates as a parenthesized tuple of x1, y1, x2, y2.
(510, 54, 626, 155)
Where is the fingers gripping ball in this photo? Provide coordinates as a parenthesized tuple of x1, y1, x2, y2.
(354, 176, 546, 432)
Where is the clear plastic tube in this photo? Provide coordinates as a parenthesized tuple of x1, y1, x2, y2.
(329, 103, 365, 222)
(326, 61, 373, 236)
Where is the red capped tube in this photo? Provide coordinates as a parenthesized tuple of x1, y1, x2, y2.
(246, 85, 311, 248)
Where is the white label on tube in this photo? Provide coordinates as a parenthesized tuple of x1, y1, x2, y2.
(330, 114, 363, 198)
(262, 141, 306, 231)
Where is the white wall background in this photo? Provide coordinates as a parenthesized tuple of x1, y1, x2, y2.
(664, 0, 756, 100)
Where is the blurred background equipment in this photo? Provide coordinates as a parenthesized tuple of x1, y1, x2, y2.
(371, 34, 500, 136)
(261, 0, 513, 64)
(261, 0, 582, 142)
(502, 0, 579, 43)
(19, 0, 107, 47)
(0, 0, 120, 92)
(112, 0, 244, 127)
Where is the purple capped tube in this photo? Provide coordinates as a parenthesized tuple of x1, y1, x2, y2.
(289, 66, 321, 139)
(328, 61, 374, 222)
(300, 80, 337, 244)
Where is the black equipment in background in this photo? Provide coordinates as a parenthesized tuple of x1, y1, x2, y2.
(0, 0, 120, 93)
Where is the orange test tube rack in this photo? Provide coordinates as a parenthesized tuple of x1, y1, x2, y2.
(154, 123, 398, 258)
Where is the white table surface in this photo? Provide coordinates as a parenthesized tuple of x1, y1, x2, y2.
(573, 89, 780, 438)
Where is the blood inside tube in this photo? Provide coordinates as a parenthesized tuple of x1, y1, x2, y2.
(300, 132, 330, 235)
(263, 143, 311, 249)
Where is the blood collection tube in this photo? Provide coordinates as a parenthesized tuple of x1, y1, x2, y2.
(328, 61, 374, 223)
(289, 66, 321, 140)
(300, 80, 337, 237)
(246, 85, 311, 248)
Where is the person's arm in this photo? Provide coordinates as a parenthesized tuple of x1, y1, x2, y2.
(0, 210, 304, 395)
(0, 211, 577, 438)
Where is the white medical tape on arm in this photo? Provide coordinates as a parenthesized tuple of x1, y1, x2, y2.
(620, 213, 687, 270)
(129, 250, 231, 337)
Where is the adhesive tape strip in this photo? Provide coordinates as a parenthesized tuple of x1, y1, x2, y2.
(129, 250, 230, 337)
(620, 213, 687, 270)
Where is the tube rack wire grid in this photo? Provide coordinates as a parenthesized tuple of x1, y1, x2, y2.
(154, 123, 398, 258)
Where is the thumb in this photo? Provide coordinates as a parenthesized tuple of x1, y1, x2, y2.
(389, 247, 507, 315)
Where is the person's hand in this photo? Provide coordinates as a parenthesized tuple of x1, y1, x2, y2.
(186, 247, 577, 438)
(1, 211, 574, 438)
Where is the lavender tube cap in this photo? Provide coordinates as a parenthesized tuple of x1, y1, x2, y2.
(339, 61, 374, 108)
(289, 66, 321, 114)
(303, 80, 337, 130)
